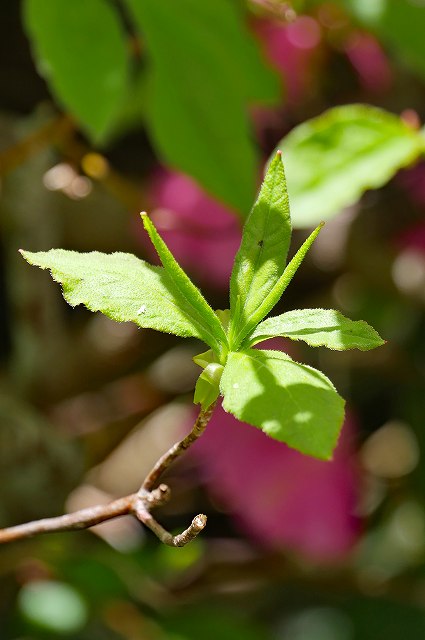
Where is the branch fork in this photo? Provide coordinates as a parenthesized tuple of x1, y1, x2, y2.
(0, 402, 216, 547)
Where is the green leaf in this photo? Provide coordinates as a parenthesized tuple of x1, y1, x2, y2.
(229, 153, 291, 349)
(18, 580, 88, 634)
(23, 0, 130, 143)
(276, 104, 425, 227)
(235, 223, 323, 350)
(220, 349, 345, 460)
(194, 363, 223, 410)
(343, 0, 425, 82)
(248, 308, 386, 350)
(193, 349, 216, 369)
(141, 214, 228, 358)
(20, 249, 220, 346)
(124, 0, 279, 214)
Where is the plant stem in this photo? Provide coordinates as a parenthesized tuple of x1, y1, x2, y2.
(142, 400, 217, 491)
(0, 404, 217, 546)
(0, 496, 133, 543)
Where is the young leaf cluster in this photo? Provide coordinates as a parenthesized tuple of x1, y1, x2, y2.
(21, 154, 384, 460)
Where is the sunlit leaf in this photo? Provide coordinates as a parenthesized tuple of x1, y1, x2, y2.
(249, 308, 385, 350)
(194, 363, 224, 410)
(21, 249, 221, 347)
(229, 153, 291, 349)
(236, 223, 323, 348)
(221, 349, 345, 459)
(142, 214, 228, 358)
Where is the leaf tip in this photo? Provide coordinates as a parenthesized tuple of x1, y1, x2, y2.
(276, 149, 282, 157)
(140, 211, 151, 234)
(19, 249, 30, 261)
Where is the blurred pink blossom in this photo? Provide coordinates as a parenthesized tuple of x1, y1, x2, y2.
(396, 163, 425, 252)
(141, 169, 242, 289)
(344, 32, 392, 93)
(398, 162, 425, 209)
(192, 398, 360, 562)
(255, 16, 322, 104)
(399, 224, 425, 253)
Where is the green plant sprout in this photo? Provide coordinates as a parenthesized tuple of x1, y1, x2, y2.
(0, 152, 384, 546)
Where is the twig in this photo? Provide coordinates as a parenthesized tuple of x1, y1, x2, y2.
(0, 114, 74, 177)
(0, 112, 142, 210)
(0, 496, 133, 543)
(248, 0, 297, 22)
(142, 401, 217, 491)
(135, 503, 208, 548)
(0, 403, 216, 546)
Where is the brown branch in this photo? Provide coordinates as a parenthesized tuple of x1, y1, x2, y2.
(248, 0, 297, 22)
(134, 501, 208, 548)
(0, 114, 74, 177)
(142, 401, 217, 491)
(0, 496, 133, 544)
(0, 112, 142, 210)
(0, 404, 216, 546)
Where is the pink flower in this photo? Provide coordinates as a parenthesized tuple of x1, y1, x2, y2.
(345, 32, 392, 94)
(398, 222, 425, 254)
(395, 163, 425, 253)
(141, 169, 242, 290)
(192, 401, 360, 562)
(255, 16, 322, 104)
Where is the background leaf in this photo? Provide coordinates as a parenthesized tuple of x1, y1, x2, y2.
(249, 308, 385, 351)
(21, 249, 219, 345)
(23, 0, 130, 143)
(18, 581, 88, 634)
(276, 104, 425, 227)
(221, 349, 345, 460)
(124, 0, 280, 214)
(229, 153, 291, 348)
